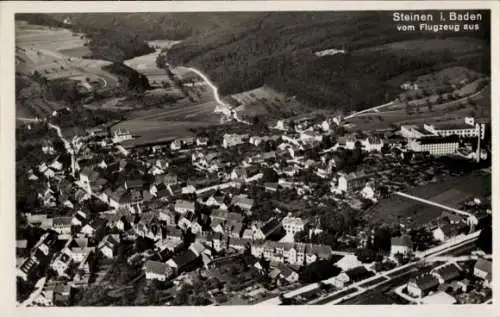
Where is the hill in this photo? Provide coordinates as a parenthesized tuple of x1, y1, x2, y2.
(16, 13, 265, 62)
(165, 11, 491, 113)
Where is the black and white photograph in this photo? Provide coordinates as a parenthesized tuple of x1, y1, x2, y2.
(4, 1, 496, 309)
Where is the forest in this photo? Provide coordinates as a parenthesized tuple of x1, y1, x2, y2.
(166, 11, 491, 112)
(16, 12, 490, 112)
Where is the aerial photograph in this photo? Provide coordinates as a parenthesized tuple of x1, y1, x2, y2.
(15, 10, 492, 306)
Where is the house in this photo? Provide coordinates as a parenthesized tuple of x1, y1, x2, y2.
(281, 215, 305, 236)
(406, 274, 439, 297)
(204, 232, 226, 252)
(222, 133, 248, 148)
(178, 210, 197, 230)
(170, 139, 182, 151)
(361, 137, 384, 152)
(79, 167, 100, 193)
(16, 239, 28, 257)
(51, 248, 73, 276)
(167, 249, 199, 273)
(80, 217, 107, 238)
(53, 284, 71, 305)
(441, 211, 464, 225)
(181, 184, 196, 194)
(274, 120, 288, 131)
(345, 266, 375, 282)
(38, 162, 56, 179)
(124, 178, 144, 190)
(390, 235, 413, 256)
(98, 234, 121, 258)
(473, 259, 492, 286)
(112, 128, 133, 143)
(174, 200, 195, 215)
(433, 264, 461, 284)
(231, 194, 254, 212)
(432, 224, 457, 242)
(277, 264, 299, 283)
(189, 241, 206, 257)
(336, 172, 373, 193)
(158, 208, 176, 226)
(25, 213, 53, 229)
(260, 218, 283, 239)
(211, 219, 225, 234)
(196, 136, 209, 146)
(191, 221, 203, 235)
(144, 260, 174, 281)
(37, 185, 56, 207)
(335, 254, 363, 271)
(52, 216, 73, 239)
(165, 226, 183, 242)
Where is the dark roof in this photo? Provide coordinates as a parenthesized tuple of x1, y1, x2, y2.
(436, 264, 461, 282)
(144, 260, 170, 275)
(415, 274, 439, 291)
(391, 235, 412, 247)
(172, 249, 198, 270)
(474, 259, 492, 276)
(418, 135, 460, 145)
(260, 218, 282, 236)
(345, 266, 375, 282)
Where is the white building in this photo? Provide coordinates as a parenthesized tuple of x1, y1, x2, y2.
(281, 215, 306, 236)
(407, 136, 459, 156)
(222, 133, 248, 148)
(112, 128, 133, 143)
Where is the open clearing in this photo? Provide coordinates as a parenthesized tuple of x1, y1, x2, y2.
(16, 22, 119, 93)
(113, 100, 222, 145)
(16, 21, 87, 52)
(228, 85, 305, 119)
(365, 172, 491, 227)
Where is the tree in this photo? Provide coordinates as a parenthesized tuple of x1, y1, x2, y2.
(373, 227, 392, 254)
(405, 102, 411, 115)
(355, 248, 376, 263)
(426, 98, 433, 112)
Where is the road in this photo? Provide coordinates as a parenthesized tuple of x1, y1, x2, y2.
(17, 116, 40, 123)
(186, 67, 250, 125)
(394, 191, 477, 224)
(344, 101, 395, 119)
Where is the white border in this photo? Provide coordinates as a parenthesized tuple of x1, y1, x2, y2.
(1, 2, 498, 317)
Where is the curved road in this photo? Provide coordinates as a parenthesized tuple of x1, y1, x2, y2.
(186, 67, 250, 125)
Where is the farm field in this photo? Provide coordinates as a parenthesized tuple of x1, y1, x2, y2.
(345, 81, 490, 132)
(229, 85, 306, 119)
(15, 22, 120, 104)
(16, 21, 87, 52)
(365, 172, 491, 227)
(113, 100, 223, 146)
(58, 46, 92, 58)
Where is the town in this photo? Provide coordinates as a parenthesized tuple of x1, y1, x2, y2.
(14, 12, 492, 307)
(16, 107, 492, 306)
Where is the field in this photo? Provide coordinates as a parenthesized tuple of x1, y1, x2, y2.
(15, 22, 120, 110)
(58, 46, 92, 58)
(124, 50, 171, 87)
(112, 100, 222, 146)
(228, 85, 307, 120)
(15, 21, 87, 52)
(364, 172, 491, 228)
(345, 80, 490, 132)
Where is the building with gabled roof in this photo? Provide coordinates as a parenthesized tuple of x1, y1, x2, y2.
(144, 260, 174, 281)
